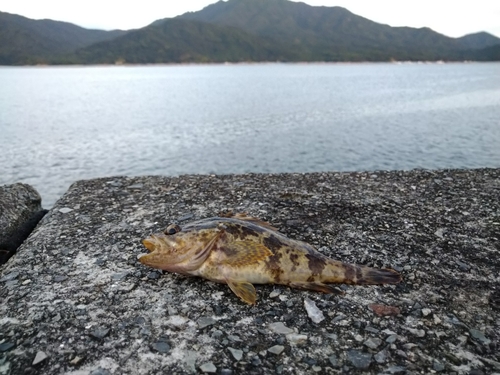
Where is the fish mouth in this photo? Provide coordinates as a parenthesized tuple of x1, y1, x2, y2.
(142, 237, 157, 252)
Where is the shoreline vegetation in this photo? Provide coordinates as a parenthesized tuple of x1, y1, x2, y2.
(1, 0, 500, 66)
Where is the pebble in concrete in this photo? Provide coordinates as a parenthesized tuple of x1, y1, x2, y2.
(269, 322, 293, 334)
(197, 316, 217, 329)
(152, 341, 170, 354)
(286, 333, 308, 344)
(90, 327, 110, 340)
(228, 347, 243, 361)
(0, 343, 15, 352)
(32, 351, 49, 366)
(364, 337, 382, 349)
(268, 345, 285, 355)
(199, 362, 217, 373)
(470, 329, 491, 345)
(304, 298, 325, 323)
(374, 349, 388, 363)
(347, 350, 372, 369)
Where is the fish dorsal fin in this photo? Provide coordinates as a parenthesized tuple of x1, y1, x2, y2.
(221, 212, 278, 231)
(221, 240, 273, 267)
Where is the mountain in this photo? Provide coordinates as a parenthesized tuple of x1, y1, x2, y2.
(469, 44, 500, 61)
(1, 0, 500, 65)
(0, 11, 127, 64)
(178, 0, 488, 61)
(457, 32, 500, 50)
(72, 18, 297, 64)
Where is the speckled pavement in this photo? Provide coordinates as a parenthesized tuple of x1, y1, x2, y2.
(1, 169, 499, 374)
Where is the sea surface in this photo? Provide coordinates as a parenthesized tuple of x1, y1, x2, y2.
(1, 63, 499, 208)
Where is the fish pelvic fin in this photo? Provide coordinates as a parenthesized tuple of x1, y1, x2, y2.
(221, 241, 273, 267)
(227, 280, 257, 304)
(289, 282, 345, 295)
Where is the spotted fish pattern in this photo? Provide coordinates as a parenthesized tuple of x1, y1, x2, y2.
(139, 213, 401, 304)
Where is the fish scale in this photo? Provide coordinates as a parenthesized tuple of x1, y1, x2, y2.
(140, 213, 401, 304)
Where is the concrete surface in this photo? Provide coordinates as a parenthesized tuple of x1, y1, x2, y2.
(0, 169, 499, 374)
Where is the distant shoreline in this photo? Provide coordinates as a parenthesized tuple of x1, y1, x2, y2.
(1, 60, 497, 68)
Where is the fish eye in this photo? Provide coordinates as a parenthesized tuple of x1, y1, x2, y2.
(164, 224, 181, 235)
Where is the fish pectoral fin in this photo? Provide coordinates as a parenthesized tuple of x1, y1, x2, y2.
(221, 241, 273, 267)
(289, 282, 345, 295)
(226, 280, 257, 304)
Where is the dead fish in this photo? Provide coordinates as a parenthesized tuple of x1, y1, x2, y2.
(139, 213, 401, 304)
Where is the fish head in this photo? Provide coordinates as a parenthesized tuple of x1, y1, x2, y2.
(139, 223, 218, 274)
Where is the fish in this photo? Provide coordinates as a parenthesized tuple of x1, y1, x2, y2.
(139, 213, 401, 304)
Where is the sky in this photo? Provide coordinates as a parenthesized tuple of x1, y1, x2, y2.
(2, 0, 500, 38)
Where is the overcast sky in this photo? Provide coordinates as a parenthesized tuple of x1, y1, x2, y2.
(2, 0, 499, 38)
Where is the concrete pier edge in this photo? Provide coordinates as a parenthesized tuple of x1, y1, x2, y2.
(1, 169, 499, 374)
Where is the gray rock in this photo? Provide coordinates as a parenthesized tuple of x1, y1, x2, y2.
(90, 327, 110, 340)
(374, 349, 388, 364)
(69, 356, 84, 366)
(346, 350, 372, 369)
(0, 271, 19, 282)
(406, 328, 425, 337)
(0, 357, 10, 375)
(365, 326, 379, 334)
(199, 362, 217, 373)
(32, 351, 49, 365)
(268, 345, 285, 355)
(146, 271, 160, 280)
(304, 297, 325, 323)
(286, 333, 308, 344)
(433, 360, 445, 372)
(364, 337, 382, 349)
(469, 329, 491, 345)
(421, 308, 432, 317)
(328, 354, 339, 368)
(228, 347, 243, 361)
(269, 290, 281, 298)
(0, 342, 15, 352)
(456, 260, 471, 271)
(386, 334, 398, 343)
(197, 316, 217, 329)
(183, 350, 198, 373)
(152, 341, 170, 353)
(269, 322, 293, 334)
(0, 183, 46, 264)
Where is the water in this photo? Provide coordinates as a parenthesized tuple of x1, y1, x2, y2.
(1, 63, 499, 208)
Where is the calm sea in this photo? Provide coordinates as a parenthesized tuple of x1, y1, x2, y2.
(1, 63, 499, 208)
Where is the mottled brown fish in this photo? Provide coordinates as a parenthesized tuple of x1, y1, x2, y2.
(139, 213, 401, 304)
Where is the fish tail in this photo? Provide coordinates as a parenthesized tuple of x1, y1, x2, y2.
(324, 261, 401, 285)
(357, 266, 402, 285)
